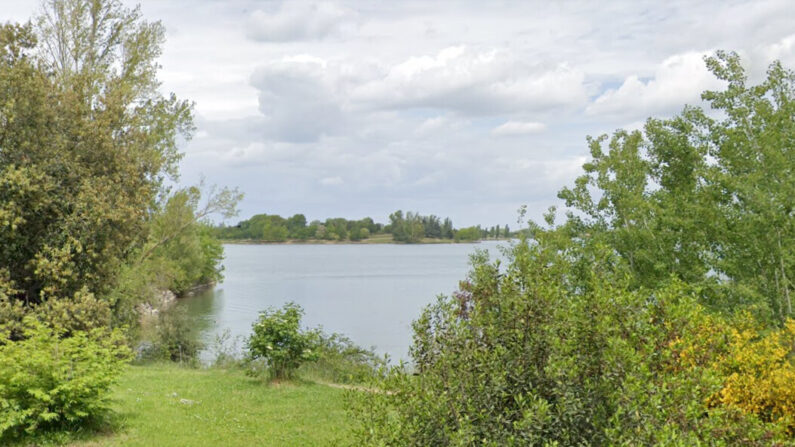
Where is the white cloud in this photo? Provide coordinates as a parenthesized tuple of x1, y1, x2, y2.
(250, 56, 345, 142)
(415, 115, 468, 135)
(320, 176, 344, 186)
(491, 121, 547, 137)
(352, 46, 588, 115)
(246, 2, 352, 42)
(587, 51, 726, 117)
(764, 34, 795, 66)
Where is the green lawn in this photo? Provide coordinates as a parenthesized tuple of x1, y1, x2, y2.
(65, 364, 353, 446)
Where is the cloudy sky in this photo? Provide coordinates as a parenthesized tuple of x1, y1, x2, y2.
(4, 1, 795, 227)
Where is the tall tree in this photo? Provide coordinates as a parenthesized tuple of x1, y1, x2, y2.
(558, 51, 794, 323)
(0, 0, 193, 305)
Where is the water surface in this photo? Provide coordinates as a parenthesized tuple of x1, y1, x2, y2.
(179, 241, 506, 362)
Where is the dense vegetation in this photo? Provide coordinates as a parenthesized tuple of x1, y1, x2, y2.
(350, 52, 795, 446)
(214, 213, 383, 242)
(0, 0, 239, 439)
(214, 209, 512, 243)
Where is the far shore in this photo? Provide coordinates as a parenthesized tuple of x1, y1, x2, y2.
(220, 236, 513, 246)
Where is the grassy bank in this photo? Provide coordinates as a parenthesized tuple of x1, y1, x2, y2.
(20, 364, 353, 446)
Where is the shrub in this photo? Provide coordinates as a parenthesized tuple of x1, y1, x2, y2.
(348, 243, 793, 446)
(39, 289, 112, 337)
(2, 289, 112, 342)
(246, 302, 319, 380)
(298, 332, 384, 384)
(137, 306, 203, 364)
(710, 317, 795, 432)
(0, 318, 131, 438)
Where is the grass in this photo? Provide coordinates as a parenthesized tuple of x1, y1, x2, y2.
(15, 364, 354, 446)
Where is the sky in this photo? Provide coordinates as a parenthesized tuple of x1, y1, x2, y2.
(3, 0, 795, 227)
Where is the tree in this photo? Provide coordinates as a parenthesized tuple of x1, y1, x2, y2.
(286, 214, 307, 238)
(454, 226, 480, 242)
(559, 51, 794, 323)
(1, 0, 193, 306)
(262, 221, 288, 242)
(422, 215, 442, 239)
(0, 1, 198, 432)
(442, 218, 454, 239)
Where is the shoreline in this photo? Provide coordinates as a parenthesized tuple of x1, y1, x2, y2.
(220, 238, 512, 246)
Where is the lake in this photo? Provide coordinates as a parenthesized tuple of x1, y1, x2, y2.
(178, 241, 507, 362)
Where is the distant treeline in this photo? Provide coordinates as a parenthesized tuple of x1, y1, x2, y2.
(214, 210, 512, 243)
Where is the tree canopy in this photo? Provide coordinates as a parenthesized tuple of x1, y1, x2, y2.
(1, 0, 194, 306)
(559, 51, 794, 323)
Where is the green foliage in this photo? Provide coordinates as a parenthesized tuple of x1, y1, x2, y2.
(0, 286, 112, 342)
(298, 332, 385, 385)
(0, 2, 193, 306)
(558, 51, 794, 324)
(350, 243, 791, 446)
(389, 210, 426, 243)
(262, 220, 289, 242)
(453, 226, 481, 242)
(216, 213, 388, 242)
(144, 187, 234, 295)
(215, 210, 502, 244)
(39, 289, 112, 337)
(140, 307, 204, 364)
(0, 318, 131, 439)
(246, 303, 320, 380)
(107, 184, 239, 327)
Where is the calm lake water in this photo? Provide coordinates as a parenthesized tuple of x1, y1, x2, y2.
(178, 241, 507, 362)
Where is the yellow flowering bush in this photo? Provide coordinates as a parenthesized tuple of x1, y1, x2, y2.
(669, 312, 795, 434)
(713, 318, 795, 431)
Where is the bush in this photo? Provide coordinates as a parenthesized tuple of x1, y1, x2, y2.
(39, 289, 112, 337)
(0, 318, 131, 439)
(246, 303, 319, 380)
(298, 332, 384, 384)
(348, 243, 793, 446)
(137, 306, 203, 364)
(709, 317, 795, 432)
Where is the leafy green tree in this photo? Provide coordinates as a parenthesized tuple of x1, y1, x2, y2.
(286, 214, 307, 238)
(359, 217, 379, 234)
(1, 0, 193, 306)
(324, 218, 350, 241)
(421, 215, 442, 238)
(559, 51, 794, 323)
(389, 210, 426, 243)
(442, 218, 455, 239)
(349, 224, 366, 241)
(262, 221, 289, 242)
(453, 226, 480, 242)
